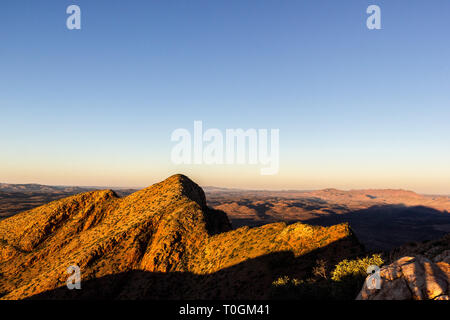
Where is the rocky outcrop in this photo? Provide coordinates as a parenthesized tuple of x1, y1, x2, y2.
(357, 254, 450, 300)
(0, 174, 363, 300)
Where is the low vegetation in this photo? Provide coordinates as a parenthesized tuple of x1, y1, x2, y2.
(271, 254, 384, 300)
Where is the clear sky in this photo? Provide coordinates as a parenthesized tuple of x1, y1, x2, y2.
(1, 1, 449, 193)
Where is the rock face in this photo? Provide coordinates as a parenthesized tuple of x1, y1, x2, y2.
(0, 174, 363, 300)
(357, 254, 450, 300)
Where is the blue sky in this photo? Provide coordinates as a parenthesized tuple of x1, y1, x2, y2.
(1, 1, 449, 193)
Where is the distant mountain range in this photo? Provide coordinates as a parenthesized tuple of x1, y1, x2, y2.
(206, 187, 450, 251)
(0, 183, 136, 218)
(0, 183, 93, 194)
(0, 182, 136, 195)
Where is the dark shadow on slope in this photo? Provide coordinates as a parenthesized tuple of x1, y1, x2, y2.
(204, 207, 233, 235)
(229, 218, 272, 229)
(302, 204, 450, 252)
(26, 236, 364, 300)
(244, 202, 273, 219)
(227, 203, 450, 252)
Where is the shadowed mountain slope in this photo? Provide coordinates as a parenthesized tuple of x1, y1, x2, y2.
(0, 174, 362, 300)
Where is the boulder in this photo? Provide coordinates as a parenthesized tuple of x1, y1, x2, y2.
(357, 255, 449, 300)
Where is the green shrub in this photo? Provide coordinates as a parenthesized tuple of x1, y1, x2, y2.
(270, 254, 384, 300)
(329, 254, 384, 299)
(271, 277, 332, 300)
(331, 254, 384, 282)
(272, 276, 301, 287)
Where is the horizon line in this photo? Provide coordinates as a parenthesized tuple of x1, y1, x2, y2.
(1, 181, 449, 197)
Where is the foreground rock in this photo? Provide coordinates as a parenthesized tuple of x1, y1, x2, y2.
(357, 253, 450, 300)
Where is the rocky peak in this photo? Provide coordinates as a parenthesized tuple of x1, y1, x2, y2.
(129, 174, 207, 209)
